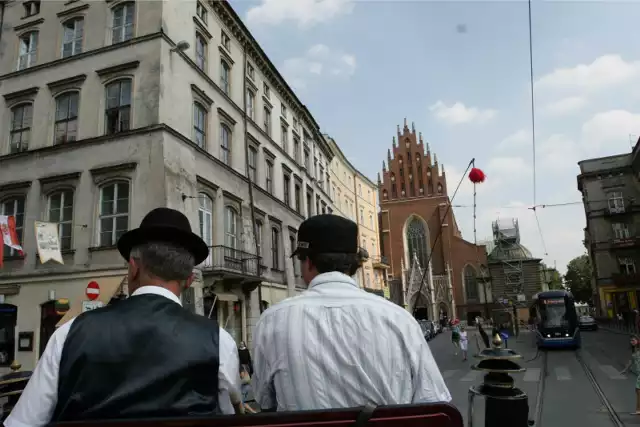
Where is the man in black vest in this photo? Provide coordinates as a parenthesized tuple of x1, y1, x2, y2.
(6, 208, 242, 427)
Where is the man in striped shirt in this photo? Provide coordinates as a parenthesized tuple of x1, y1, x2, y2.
(251, 214, 451, 412)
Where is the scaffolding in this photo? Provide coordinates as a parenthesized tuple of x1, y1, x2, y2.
(492, 219, 525, 296)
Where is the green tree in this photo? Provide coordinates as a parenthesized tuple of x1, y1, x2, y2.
(564, 254, 593, 303)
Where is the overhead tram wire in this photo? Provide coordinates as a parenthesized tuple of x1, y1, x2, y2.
(527, 0, 549, 257)
(411, 159, 475, 318)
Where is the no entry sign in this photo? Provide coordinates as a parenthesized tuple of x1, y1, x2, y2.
(86, 281, 100, 301)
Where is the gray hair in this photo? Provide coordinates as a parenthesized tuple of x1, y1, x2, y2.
(129, 242, 195, 282)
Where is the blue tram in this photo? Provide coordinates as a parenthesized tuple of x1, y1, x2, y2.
(530, 290, 581, 349)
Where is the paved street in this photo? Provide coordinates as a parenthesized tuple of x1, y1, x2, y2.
(429, 328, 640, 426)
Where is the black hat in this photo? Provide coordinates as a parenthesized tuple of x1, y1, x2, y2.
(291, 214, 358, 258)
(117, 207, 209, 265)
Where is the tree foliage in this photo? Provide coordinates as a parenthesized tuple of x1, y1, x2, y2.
(541, 265, 563, 290)
(564, 254, 593, 303)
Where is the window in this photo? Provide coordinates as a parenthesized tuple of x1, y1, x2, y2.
(220, 60, 231, 95)
(612, 223, 630, 240)
(198, 193, 213, 247)
(1, 197, 25, 257)
(195, 34, 207, 71)
(196, 1, 207, 22)
(620, 257, 636, 275)
(23, 0, 40, 17)
(255, 220, 263, 255)
(247, 63, 255, 80)
(17, 31, 38, 70)
(99, 182, 129, 246)
(362, 239, 367, 251)
(105, 79, 132, 135)
(281, 104, 287, 118)
(609, 191, 625, 212)
(295, 183, 301, 213)
(61, 18, 83, 57)
(221, 31, 230, 51)
(264, 107, 271, 136)
(55, 92, 79, 144)
(306, 192, 312, 217)
(47, 190, 73, 250)
(224, 206, 238, 249)
(263, 82, 270, 99)
(289, 235, 296, 273)
(246, 89, 255, 120)
(360, 208, 364, 224)
(293, 117, 299, 131)
(293, 138, 300, 163)
(406, 217, 428, 268)
(111, 2, 135, 44)
(248, 146, 257, 182)
(220, 124, 231, 165)
(369, 213, 373, 228)
(9, 104, 32, 153)
(304, 149, 310, 170)
(193, 103, 207, 148)
(283, 173, 291, 205)
(271, 227, 280, 269)
(265, 160, 273, 194)
(280, 125, 287, 147)
(366, 273, 371, 287)
(464, 265, 478, 300)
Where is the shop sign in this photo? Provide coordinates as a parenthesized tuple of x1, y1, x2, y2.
(82, 300, 105, 312)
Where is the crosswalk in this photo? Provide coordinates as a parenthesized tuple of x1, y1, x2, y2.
(440, 364, 630, 383)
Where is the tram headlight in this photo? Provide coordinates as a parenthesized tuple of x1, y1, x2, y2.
(546, 334, 551, 338)
(565, 333, 569, 337)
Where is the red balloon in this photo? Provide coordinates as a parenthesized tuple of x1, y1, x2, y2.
(468, 167, 486, 183)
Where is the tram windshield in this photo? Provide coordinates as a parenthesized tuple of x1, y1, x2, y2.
(540, 298, 568, 328)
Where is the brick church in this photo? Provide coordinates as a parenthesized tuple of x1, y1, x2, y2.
(378, 120, 490, 324)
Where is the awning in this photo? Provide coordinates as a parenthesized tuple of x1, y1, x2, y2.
(215, 293, 238, 302)
(56, 276, 125, 328)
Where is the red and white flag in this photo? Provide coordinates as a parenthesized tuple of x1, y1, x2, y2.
(0, 215, 23, 268)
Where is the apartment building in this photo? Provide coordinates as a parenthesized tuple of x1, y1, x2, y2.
(0, 0, 336, 370)
(578, 141, 640, 319)
(325, 136, 389, 292)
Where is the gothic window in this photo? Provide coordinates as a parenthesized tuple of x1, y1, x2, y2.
(465, 265, 479, 301)
(406, 217, 428, 268)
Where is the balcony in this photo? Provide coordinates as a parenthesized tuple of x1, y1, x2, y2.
(372, 256, 391, 269)
(201, 246, 263, 290)
(612, 272, 640, 287)
(605, 205, 626, 216)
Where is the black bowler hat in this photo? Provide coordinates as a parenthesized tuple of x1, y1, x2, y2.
(291, 214, 358, 258)
(117, 207, 209, 265)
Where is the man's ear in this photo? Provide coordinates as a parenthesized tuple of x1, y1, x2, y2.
(128, 258, 139, 279)
(184, 272, 195, 289)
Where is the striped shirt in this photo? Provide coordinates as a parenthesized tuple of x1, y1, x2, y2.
(251, 272, 451, 411)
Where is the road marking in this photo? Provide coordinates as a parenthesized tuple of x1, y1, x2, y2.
(524, 368, 541, 382)
(600, 365, 626, 380)
(555, 367, 571, 381)
(441, 370, 459, 379)
(460, 370, 482, 382)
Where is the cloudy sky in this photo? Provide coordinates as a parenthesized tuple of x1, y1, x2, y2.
(233, 0, 640, 273)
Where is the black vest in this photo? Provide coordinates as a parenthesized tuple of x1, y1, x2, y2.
(51, 294, 220, 422)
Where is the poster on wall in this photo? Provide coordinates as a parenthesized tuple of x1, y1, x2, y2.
(34, 221, 64, 265)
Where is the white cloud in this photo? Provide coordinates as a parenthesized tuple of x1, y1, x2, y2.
(486, 156, 531, 177)
(536, 54, 640, 93)
(542, 96, 587, 116)
(429, 101, 497, 125)
(538, 134, 580, 171)
(581, 110, 640, 156)
(281, 44, 356, 91)
(497, 129, 530, 151)
(246, 0, 354, 29)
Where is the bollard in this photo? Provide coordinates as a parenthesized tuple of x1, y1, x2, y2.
(0, 360, 33, 421)
(467, 333, 533, 427)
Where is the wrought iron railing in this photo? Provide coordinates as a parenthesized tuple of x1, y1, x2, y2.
(371, 256, 390, 266)
(201, 245, 261, 277)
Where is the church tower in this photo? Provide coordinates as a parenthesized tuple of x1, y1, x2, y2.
(378, 120, 490, 324)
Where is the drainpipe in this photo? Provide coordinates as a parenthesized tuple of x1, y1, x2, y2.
(0, 1, 5, 47)
(242, 41, 264, 314)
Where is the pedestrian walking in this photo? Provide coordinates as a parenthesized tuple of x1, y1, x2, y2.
(238, 341, 253, 376)
(477, 321, 490, 349)
(459, 326, 469, 361)
(251, 214, 451, 411)
(451, 319, 461, 356)
(620, 335, 640, 415)
(5, 208, 243, 427)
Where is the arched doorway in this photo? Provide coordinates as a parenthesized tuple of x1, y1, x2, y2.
(40, 301, 63, 356)
(439, 302, 449, 327)
(411, 292, 431, 320)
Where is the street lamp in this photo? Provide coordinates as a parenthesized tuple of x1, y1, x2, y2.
(170, 40, 190, 53)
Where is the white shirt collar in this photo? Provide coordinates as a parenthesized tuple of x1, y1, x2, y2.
(308, 271, 358, 289)
(131, 285, 183, 306)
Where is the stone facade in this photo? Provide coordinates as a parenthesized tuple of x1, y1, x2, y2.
(378, 120, 489, 322)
